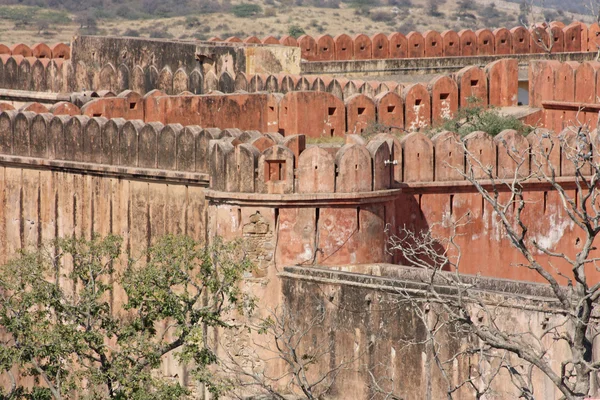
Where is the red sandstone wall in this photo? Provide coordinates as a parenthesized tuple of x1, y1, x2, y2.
(530, 60, 600, 131)
(208, 21, 596, 61)
(0, 104, 595, 285)
(58, 58, 516, 137)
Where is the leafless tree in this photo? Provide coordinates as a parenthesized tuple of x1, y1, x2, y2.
(387, 116, 600, 399)
(520, 0, 556, 53)
(214, 301, 360, 399)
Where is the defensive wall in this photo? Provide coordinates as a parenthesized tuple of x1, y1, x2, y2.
(0, 105, 595, 283)
(1, 34, 597, 99)
(210, 20, 600, 61)
(529, 59, 600, 132)
(0, 58, 520, 137)
(0, 34, 598, 398)
(281, 264, 572, 399)
(0, 104, 595, 397)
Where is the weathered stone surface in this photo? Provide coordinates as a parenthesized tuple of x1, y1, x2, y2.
(403, 83, 431, 132)
(458, 29, 477, 56)
(371, 33, 390, 59)
(423, 30, 443, 58)
(486, 58, 518, 107)
(257, 145, 295, 194)
(401, 132, 433, 182)
(495, 129, 530, 179)
(389, 32, 407, 58)
(64, 115, 89, 162)
(366, 139, 392, 190)
(297, 35, 317, 61)
(432, 131, 464, 181)
(297, 146, 335, 193)
(353, 34, 372, 60)
(278, 91, 345, 138)
(463, 130, 496, 179)
(476, 29, 495, 55)
(511, 26, 531, 53)
(375, 91, 403, 134)
(455, 65, 488, 107)
(83, 117, 106, 163)
(335, 144, 372, 192)
(316, 35, 335, 61)
(345, 94, 375, 135)
(406, 32, 425, 58)
(428, 75, 458, 124)
(494, 28, 512, 55)
(441, 30, 460, 57)
(101, 118, 124, 165)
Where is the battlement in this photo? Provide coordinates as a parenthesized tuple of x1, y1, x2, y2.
(209, 21, 598, 62)
(0, 57, 512, 138)
(0, 42, 70, 59)
(528, 60, 600, 132)
(0, 106, 589, 199)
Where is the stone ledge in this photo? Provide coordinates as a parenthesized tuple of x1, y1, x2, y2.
(300, 51, 597, 77)
(0, 154, 210, 185)
(281, 264, 562, 305)
(205, 188, 402, 206)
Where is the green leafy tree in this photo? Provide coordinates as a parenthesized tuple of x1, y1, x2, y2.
(0, 234, 254, 399)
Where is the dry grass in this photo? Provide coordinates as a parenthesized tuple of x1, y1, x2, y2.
(0, 1, 593, 46)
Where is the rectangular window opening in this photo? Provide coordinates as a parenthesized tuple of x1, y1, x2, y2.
(387, 105, 396, 113)
(431, 41, 437, 46)
(470, 79, 479, 87)
(330, 128, 335, 137)
(415, 99, 422, 106)
(440, 93, 449, 100)
(328, 107, 336, 116)
(129, 102, 137, 110)
(357, 107, 366, 115)
(93, 113, 102, 117)
(449, 41, 454, 46)
(483, 40, 489, 45)
(501, 39, 506, 44)
(269, 106, 275, 112)
(265, 160, 285, 182)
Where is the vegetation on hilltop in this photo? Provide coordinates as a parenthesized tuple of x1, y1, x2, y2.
(0, 0, 589, 45)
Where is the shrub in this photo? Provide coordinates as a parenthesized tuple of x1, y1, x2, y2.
(231, 3, 262, 18)
(288, 25, 306, 38)
(149, 29, 173, 39)
(430, 97, 533, 137)
(264, 7, 277, 17)
(369, 11, 394, 22)
(123, 28, 140, 37)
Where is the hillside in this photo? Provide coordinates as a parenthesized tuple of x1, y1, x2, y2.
(0, 0, 593, 45)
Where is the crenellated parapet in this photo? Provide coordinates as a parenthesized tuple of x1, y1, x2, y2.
(208, 21, 598, 61)
(529, 60, 600, 132)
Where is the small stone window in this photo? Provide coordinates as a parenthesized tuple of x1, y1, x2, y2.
(265, 160, 285, 182)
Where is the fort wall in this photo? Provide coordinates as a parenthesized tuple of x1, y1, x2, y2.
(209, 21, 600, 62)
(0, 58, 514, 137)
(529, 60, 600, 131)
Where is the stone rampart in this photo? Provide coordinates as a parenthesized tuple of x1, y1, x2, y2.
(22, 58, 513, 137)
(0, 42, 69, 59)
(529, 60, 600, 131)
(209, 21, 600, 62)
